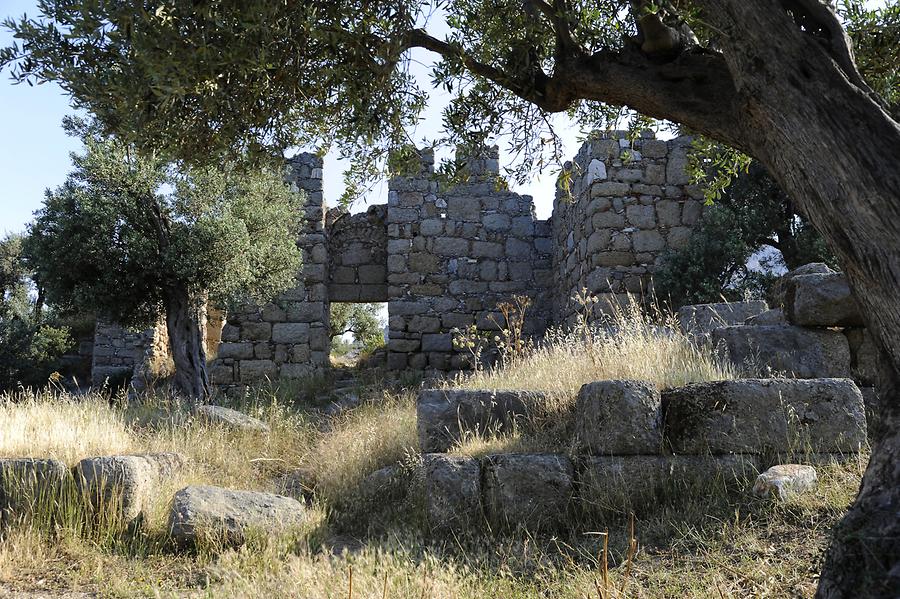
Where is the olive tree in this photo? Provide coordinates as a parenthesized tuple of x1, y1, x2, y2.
(3, 1, 899, 593)
(27, 129, 302, 399)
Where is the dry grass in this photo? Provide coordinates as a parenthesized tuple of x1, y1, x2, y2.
(0, 301, 865, 598)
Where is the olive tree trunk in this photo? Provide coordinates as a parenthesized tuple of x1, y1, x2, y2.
(163, 286, 209, 401)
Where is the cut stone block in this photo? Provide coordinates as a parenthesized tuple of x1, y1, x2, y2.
(845, 328, 890, 387)
(75, 453, 186, 525)
(745, 309, 787, 326)
(579, 455, 759, 512)
(416, 389, 546, 452)
(785, 272, 864, 327)
(752, 464, 818, 501)
(663, 378, 867, 454)
(0, 458, 70, 520)
(423, 454, 482, 531)
(677, 301, 768, 337)
(768, 262, 834, 309)
(575, 380, 662, 454)
(712, 325, 850, 379)
(169, 485, 306, 547)
(195, 405, 270, 433)
(483, 453, 573, 529)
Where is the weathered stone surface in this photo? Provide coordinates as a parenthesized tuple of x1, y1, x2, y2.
(663, 378, 867, 454)
(575, 380, 661, 454)
(423, 454, 482, 531)
(845, 328, 890, 387)
(745, 309, 787, 326)
(416, 389, 546, 452)
(75, 453, 186, 525)
(752, 464, 818, 501)
(579, 455, 759, 512)
(169, 485, 306, 546)
(785, 272, 863, 327)
(483, 454, 573, 529)
(712, 325, 850, 378)
(196, 405, 270, 433)
(768, 262, 835, 309)
(0, 458, 70, 520)
(678, 301, 768, 337)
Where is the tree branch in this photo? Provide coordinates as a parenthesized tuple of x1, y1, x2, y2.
(529, 0, 582, 60)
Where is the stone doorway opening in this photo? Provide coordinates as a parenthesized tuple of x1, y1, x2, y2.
(328, 302, 388, 368)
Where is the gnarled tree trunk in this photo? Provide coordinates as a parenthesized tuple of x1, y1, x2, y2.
(164, 286, 209, 401)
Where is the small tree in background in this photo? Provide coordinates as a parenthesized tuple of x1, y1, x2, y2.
(654, 163, 836, 308)
(26, 125, 303, 399)
(329, 303, 385, 355)
(0, 233, 71, 390)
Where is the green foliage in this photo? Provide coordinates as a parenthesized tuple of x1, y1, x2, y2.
(654, 163, 837, 308)
(1, 1, 895, 199)
(26, 126, 303, 331)
(0, 234, 72, 390)
(330, 303, 385, 353)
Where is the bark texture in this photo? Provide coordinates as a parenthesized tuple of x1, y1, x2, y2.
(164, 287, 209, 401)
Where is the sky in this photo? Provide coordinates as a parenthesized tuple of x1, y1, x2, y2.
(0, 1, 586, 237)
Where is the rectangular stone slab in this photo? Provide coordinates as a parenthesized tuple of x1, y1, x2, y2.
(712, 325, 850, 379)
(416, 389, 546, 452)
(662, 378, 867, 454)
(169, 485, 306, 547)
(482, 453, 573, 530)
(0, 458, 70, 522)
(578, 454, 760, 513)
(423, 453, 482, 532)
(575, 380, 662, 454)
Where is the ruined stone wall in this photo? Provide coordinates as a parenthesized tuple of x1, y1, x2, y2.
(209, 153, 330, 388)
(385, 147, 553, 370)
(327, 204, 388, 302)
(91, 320, 168, 386)
(552, 131, 704, 325)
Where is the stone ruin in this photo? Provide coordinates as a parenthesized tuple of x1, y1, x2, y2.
(90, 130, 707, 389)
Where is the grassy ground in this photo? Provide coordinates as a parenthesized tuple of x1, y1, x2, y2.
(0, 309, 863, 598)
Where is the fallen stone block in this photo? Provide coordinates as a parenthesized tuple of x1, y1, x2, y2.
(663, 378, 867, 454)
(712, 325, 850, 378)
(483, 453, 573, 530)
(579, 455, 759, 512)
(169, 485, 306, 547)
(416, 389, 546, 452)
(575, 380, 662, 454)
(752, 464, 818, 500)
(195, 405, 270, 433)
(75, 453, 186, 526)
(785, 272, 863, 327)
(0, 458, 70, 521)
(677, 301, 768, 337)
(424, 454, 482, 531)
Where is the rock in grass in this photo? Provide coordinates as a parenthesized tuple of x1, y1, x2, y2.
(195, 405, 270, 433)
(662, 378, 866, 454)
(575, 380, 662, 455)
(0, 458, 70, 520)
(169, 485, 306, 547)
(424, 453, 482, 532)
(416, 389, 545, 453)
(483, 453, 573, 530)
(74, 453, 186, 526)
(752, 464, 818, 500)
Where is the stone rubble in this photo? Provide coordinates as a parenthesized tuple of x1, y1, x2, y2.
(752, 464, 818, 501)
